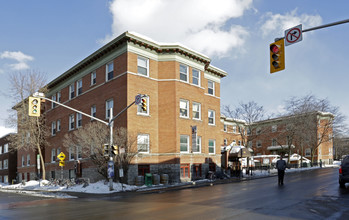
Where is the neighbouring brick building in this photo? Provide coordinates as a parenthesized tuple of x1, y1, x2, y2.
(16, 31, 227, 184)
(0, 134, 17, 184)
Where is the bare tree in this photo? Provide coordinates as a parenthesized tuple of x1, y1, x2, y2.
(282, 94, 346, 163)
(7, 70, 48, 180)
(63, 123, 138, 183)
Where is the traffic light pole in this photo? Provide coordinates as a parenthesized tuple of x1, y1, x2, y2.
(275, 18, 349, 41)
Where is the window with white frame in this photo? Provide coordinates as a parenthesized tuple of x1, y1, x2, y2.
(180, 135, 189, 153)
(208, 110, 215, 125)
(51, 121, 56, 136)
(180, 64, 188, 82)
(224, 139, 228, 145)
(106, 99, 113, 119)
(305, 148, 311, 157)
(3, 159, 8, 169)
(0, 146, 2, 154)
(193, 136, 201, 153)
(69, 84, 75, 99)
(192, 69, 200, 86)
(272, 138, 277, 146)
(137, 134, 149, 153)
(256, 127, 262, 135)
(91, 105, 96, 118)
(224, 124, 227, 132)
(91, 71, 96, 85)
(208, 139, 215, 154)
(77, 146, 82, 159)
(76, 113, 82, 128)
(4, 175, 8, 183)
(192, 102, 201, 120)
(69, 114, 75, 130)
(77, 79, 82, 95)
(257, 140, 262, 148)
(52, 94, 56, 108)
(22, 155, 25, 167)
(208, 80, 214, 95)
(233, 126, 237, 133)
(238, 140, 241, 145)
(4, 144, 8, 153)
(137, 95, 149, 115)
(137, 56, 149, 76)
(27, 154, 30, 166)
(57, 91, 61, 103)
(51, 149, 56, 163)
(69, 147, 75, 161)
(180, 99, 189, 118)
(106, 62, 114, 81)
(57, 119, 61, 132)
(272, 125, 277, 132)
(0, 161, 2, 170)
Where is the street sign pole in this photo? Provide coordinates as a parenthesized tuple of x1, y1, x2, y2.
(109, 108, 114, 191)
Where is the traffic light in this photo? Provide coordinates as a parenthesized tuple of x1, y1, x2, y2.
(112, 145, 119, 155)
(28, 97, 41, 117)
(103, 144, 109, 156)
(270, 38, 285, 73)
(141, 97, 147, 111)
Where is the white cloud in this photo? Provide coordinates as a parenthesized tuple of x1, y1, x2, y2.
(102, 0, 253, 57)
(0, 126, 15, 138)
(260, 9, 322, 37)
(0, 51, 34, 71)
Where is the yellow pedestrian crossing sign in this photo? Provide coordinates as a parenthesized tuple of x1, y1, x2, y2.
(57, 152, 66, 161)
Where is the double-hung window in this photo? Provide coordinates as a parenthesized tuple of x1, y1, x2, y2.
(57, 119, 61, 132)
(137, 56, 149, 76)
(193, 136, 201, 153)
(0, 161, 2, 170)
(52, 94, 56, 108)
(69, 114, 75, 130)
(180, 135, 189, 153)
(192, 69, 200, 86)
(208, 80, 214, 95)
(91, 71, 96, 85)
(180, 99, 189, 118)
(208, 139, 215, 154)
(77, 79, 82, 95)
(27, 154, 30, 166)
(51, 149, 56, 163)
(51, 121, 56, 136)
(106, 99, 114, 119)
(69, 147, 75, 161)
(3, 159, 8, 169)
(57, 91, 61, 103)
(137, 95, 149, 115)
(69, 84, 75, 99)
(208, 110, 215, 125)
(0, 146, 2, 154)
(91, 105, 96, 119)
(77, 146, 82, 159)
(76, 113, 82, 128)
(192, 102, 201, 120)
(137, 134, 149, 153)
(106, 62, 114, 81)
(180, 64, 188, 82)
(4, 144, 8, 153)
(22, 156, 25, 167)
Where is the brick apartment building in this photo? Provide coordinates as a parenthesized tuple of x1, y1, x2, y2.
(221, 111, 334, 168)
(16, 31, 227, 183)
(0, 134, 17, 184)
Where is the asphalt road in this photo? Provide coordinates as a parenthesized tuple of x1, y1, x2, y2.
(1, 167, 349, 220)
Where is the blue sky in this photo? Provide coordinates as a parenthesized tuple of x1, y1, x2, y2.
(1, 0, 349, 136)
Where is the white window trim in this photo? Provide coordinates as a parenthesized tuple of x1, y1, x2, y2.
(137, 134, 150, 153)
(51, 149, 56, 163)
(91, 105, 96, 120)
(208, 80, 215, 95)
(76, 113, 82, 128)
(57, 119, 61, 132)
(51, 121, 56, 136)
(4, 144, 8, 153)
(52, 94, 56, 108)
(137, 56, 149, 77)
(77, 146, 82, 159)
(106, 62, 114, 81)
(3, 159, 8, 169)
(223, 124, 227, 132)
(69, 84, 75, 100)
(26, 154, 30, 166)
(69, 147, 75, 161)
(77, 79, 82, 96)
(22, 155, 25, 167)
(91, 71, 96, 85)
(208, 110, 215, 125)
(179, 64, 189, 83)
(180, 135, 190, 153)
(208, 139, 216, 154)
(106, 99, 114, 119)
(57, 91, 61, 103)
(180, 99, 189, 118)
(69, 114, 75, 131)
(192, 69, 200, 86)
(192, 102, 201, 120)
(193, 136, 202, 154)
(137, 95, 149, 116)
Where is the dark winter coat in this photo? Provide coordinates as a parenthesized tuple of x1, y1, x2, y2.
(276, 159, 287, 171)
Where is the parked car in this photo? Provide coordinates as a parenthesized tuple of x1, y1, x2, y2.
(339, 156, 349, 188)
(333, 160, 341, 166)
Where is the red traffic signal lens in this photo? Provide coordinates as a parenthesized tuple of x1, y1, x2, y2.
(270, 44, 279, 53)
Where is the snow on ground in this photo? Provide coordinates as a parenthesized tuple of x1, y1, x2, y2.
(0, 165, 339, 198)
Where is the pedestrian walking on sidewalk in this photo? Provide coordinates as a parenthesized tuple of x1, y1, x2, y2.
(276, 155, 287, 185)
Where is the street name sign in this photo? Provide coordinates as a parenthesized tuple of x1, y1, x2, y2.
(285, 24, 302, 46)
